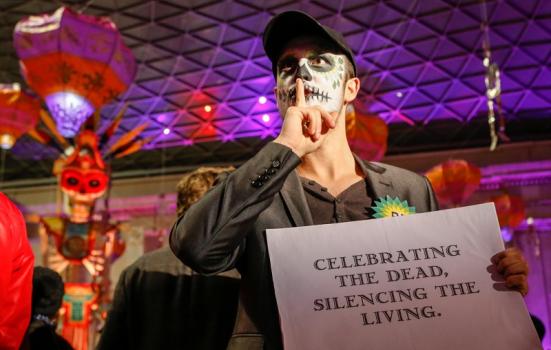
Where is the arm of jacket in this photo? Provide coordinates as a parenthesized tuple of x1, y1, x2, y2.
(0, 193, 34, 350)
(169, 142, 301, 274)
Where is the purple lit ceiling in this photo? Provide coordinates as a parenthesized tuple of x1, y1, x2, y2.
(1, 0, 551, 181)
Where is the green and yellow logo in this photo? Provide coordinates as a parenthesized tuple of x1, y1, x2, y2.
(372, 196, 416, 218)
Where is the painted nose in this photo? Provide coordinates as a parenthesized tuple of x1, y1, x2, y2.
(297, 63, 312, 81)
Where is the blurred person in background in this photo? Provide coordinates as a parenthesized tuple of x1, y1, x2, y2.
(530, 314, 546, 343)
(97, 167, 240, 350)
(20, 267, 73, 350)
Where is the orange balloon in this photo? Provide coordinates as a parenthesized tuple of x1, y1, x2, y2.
(346, 108, 388, 161)
(425, 160, 481, 206)
(492, 193, 526, 228)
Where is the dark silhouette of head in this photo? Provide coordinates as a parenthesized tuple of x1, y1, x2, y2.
(32, 267, 64, 318)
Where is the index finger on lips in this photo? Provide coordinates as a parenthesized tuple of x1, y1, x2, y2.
(295, 78, 306, 107)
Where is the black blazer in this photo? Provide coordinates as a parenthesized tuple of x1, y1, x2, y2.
(96, 247, 240, 350)
(170, 142, 438, 350)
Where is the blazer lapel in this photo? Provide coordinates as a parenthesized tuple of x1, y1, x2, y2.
(355, 156, 397, 200)
(280, 170, 313, 227)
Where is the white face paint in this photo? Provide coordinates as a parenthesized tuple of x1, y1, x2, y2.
(276, 50, 348, 115)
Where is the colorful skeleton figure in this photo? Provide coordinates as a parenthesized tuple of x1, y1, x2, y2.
(34, 109, 147, 350)
(41, 130, 124, 350)
(276, 38, 348, 115)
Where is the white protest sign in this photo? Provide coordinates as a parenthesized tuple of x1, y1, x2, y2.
(266, 203, 541, 350)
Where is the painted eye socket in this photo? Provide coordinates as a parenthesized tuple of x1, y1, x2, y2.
(61, 169, 84, 192)
(310, 57, 324, 65)
(279, 64, 294, 74)
(310, 56, 330, 67)
(278, 57, 297, 75)
(89, 179, 100, 188)
(83, 172, 108, 194)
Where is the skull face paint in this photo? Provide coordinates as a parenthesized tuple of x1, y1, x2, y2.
(276, 49, 348, 115)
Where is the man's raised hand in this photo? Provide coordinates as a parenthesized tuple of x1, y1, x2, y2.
(274, 78, 336, 157)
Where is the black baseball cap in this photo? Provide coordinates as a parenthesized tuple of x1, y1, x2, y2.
(263, 10, 357, 77)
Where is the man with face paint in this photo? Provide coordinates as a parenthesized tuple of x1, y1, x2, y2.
(170, 11, 529, 350)
(275, 39, 349, 115)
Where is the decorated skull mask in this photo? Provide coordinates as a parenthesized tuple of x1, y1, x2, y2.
(59, 130, 108, 205)
(276, 38, 349, 115)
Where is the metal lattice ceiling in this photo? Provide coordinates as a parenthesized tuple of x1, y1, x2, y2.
(1, 0, 551, 182)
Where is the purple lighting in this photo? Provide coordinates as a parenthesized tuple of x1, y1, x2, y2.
(262, 114, 270, 123)
(259, 96, 267, 104)
(44, 92, 94, 137)
(163, 128, 170, 135)
(480, 160, 551, 190)
(500, 227, 513, 242)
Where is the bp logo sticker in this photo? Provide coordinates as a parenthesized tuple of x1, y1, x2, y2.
(371, 196, 416, 218)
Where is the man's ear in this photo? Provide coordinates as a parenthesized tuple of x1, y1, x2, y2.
(344, 77, 360, 104)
